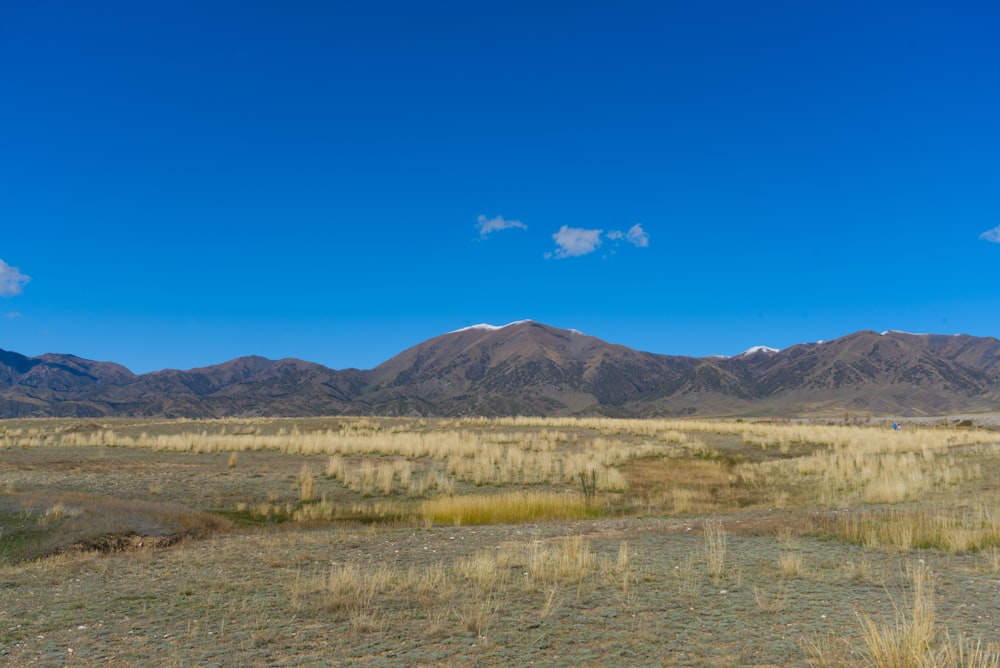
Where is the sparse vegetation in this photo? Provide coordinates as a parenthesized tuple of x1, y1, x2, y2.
(822, 505, 1000, 553)
(704, 518, 727, 583)
(419, 491, 595, 525)
(2, 415, 999, 665)
(806, 562, 1000, 667)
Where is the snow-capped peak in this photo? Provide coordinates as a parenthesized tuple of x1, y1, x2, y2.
(450, 320, 533, 333)
(740, 345, 780, 356)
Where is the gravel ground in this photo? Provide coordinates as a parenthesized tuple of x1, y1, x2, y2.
(2, 513, 999, 667)
(3, 419, 999, 667)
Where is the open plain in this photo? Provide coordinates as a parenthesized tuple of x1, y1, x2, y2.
(2, 416, 999, 666)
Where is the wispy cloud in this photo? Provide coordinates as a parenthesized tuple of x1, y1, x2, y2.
(607, 223, 649, 248)
(6, 311, 23, 320)
(477, 214, 527, 237)
(0, 259, 30, 297)
(980, 226, 1000, 243)
(548, 225, 604, 258)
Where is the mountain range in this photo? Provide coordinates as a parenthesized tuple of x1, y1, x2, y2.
(2, 321, 999, 418)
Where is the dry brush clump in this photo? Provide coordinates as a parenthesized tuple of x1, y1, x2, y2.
(778, 553, 803, 577)
(753, 583, 788, 614)
(806, 562, 1000, 668)
(6, 416, 999, 529)
(36, 418, 693, 502)
(289, 534, 626, 641)
(419, 491, 595, 526)
(731, 422, 997, 508)
(738, 423, 997, 452)
(823, 505, 1000, 554)
(793, 449, 981, 506)
(703, 519, 727, 583)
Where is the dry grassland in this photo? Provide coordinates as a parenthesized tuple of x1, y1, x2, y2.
(1, 416, 999, 666)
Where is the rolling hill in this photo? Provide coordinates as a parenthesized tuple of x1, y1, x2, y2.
(2, 321, 998, 418)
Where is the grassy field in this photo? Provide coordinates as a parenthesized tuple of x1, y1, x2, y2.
(1, 416, 999, 666)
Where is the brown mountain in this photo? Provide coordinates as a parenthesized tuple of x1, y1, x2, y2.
(0, 350, 137, 417)
(94, 357, 369, 419)
(1, 322, 998, 418)
(639, 330, 1000, 416)
(363, 321, 698, 416)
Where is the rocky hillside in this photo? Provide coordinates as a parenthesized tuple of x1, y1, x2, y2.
(2, 322, 999, 418)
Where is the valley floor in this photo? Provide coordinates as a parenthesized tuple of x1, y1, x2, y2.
(2, 511, 999, 666)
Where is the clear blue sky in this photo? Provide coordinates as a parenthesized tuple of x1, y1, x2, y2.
(2, 1, 999, 373)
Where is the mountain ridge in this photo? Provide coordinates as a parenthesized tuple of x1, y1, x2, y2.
(2, 321, 999, 418)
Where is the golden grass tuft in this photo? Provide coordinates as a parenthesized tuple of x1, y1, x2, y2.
(527, 535, 598, 585)
(857, 562, 936, 667)
(703, 519, 727, 582)
(778, 553, 803, 577)
(826, 505, 1000, 553)
(453, 550, 511, 591)
(419, 491, 594, 526)
(298, 464, 315, 502)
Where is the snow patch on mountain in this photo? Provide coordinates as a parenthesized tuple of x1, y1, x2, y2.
(450, 320, 533, 333)
(740, 345, 780, 356)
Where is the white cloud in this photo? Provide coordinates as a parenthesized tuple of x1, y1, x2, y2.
(477, 214, 527, 237)
(980, 226, 1000, 243)
(593, 224, 650, 252)
(0, 259, 30, 297)
(6, 311, 23, 320)
(625, 223, 649, 247)
(549, 225, 604, 258)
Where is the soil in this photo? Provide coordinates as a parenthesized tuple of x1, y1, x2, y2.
(3, 510, 999, 666)
(1, 428, 999, 666)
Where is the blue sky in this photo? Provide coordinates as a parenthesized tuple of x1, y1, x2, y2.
(2, 1, 999, 373)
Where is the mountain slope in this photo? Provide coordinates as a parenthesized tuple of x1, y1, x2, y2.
(704, 330, 1000, 415)
(1, 324, 999, 418)
(364, 321, 698, 415)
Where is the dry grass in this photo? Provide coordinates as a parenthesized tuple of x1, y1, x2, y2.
(298, 464, 315, 502)
(287, 531, 611, 646)
(857, 563, 936, 666)
(807, 561, 1000, 668)
(778, 553, 803, 577)
(526, 535, 599, 585)
(824, 505, 1000, 553)
(979, 547, 1000, 574)
(3, 416, 998, 564)
(704, 518, 727, 583)
(668, 551, 701, 602)
(753, 583, 788, 613)
(7, 416, 996, 527)
(935, 635, 1000, 668)
(5, 415, 1000, 666)
(419, 491, 595, 525)
(844, 556, 879, 583)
